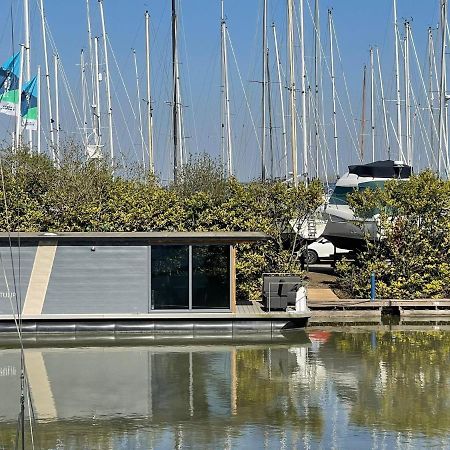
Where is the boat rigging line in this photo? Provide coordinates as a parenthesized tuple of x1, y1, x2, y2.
(0, 157, 37, 449)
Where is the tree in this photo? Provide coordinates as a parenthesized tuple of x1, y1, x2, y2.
(337, 171, 450, 299)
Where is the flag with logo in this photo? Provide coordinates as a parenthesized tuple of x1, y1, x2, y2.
(21, 76, 38, 130)
(0, 52, 21, 116)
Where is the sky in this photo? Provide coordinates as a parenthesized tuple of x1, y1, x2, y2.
(0, 0, 444, 181)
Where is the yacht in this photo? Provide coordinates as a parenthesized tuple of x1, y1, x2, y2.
(322, 160, 411, 250)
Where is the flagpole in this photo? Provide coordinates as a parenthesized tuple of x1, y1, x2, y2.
(15, 45, 25, 154)
(37, 65, 41, 154)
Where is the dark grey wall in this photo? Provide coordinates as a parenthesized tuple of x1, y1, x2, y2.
(43, 245, 150, 314)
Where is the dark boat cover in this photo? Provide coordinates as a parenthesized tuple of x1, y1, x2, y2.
(348, 160, 412, 178)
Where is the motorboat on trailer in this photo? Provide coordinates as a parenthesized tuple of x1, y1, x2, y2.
(322, 160, 412, 250)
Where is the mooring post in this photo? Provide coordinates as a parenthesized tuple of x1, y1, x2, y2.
(370, 272, 376, 301)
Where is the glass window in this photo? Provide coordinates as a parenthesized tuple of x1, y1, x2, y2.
(329, 186, 355, 205)
(358, 180, 386, 191)
(192, 245, 230, 309)
(151, 245, 189, 310)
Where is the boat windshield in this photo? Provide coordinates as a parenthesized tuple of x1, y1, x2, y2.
(357, 180, 386, 191)
(329, 181, 387, 206)
(329, 186, 355, 205)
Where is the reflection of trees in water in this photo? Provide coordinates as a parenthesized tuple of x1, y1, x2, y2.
(9, 332, 449, 448)
(328, 331, 450, 437)
(236, 348, 323, 437)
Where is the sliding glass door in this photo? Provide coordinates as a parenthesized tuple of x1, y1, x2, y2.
(192, 245, 230, 309)
(151, 245, 189, 309)
(150, 244, 230, 310)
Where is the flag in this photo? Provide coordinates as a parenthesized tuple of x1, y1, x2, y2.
(21, 76, 38, 130)
(0, 52, 21, 116)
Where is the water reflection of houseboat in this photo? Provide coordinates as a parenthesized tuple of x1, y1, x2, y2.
(0, 335, 320, 449)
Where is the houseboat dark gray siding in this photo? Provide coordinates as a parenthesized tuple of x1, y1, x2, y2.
(0, 232, 263, 316)
(0, 232, 309, 330)
(0, 232, 309, 332)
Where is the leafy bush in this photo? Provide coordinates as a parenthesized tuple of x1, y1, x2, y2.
(336, 171, 450, 299)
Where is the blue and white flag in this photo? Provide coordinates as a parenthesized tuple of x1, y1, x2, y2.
(0, 52, 21, 116)
(21, 76, 38, 130)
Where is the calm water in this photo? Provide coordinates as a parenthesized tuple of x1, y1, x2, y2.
(1, 329, 450, 449)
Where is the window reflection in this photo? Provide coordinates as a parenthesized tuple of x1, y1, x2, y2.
(151, 245, 189, 309)
(192, 245, 230, 309)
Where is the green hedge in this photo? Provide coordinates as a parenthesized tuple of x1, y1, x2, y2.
(336, 171, 450, 299)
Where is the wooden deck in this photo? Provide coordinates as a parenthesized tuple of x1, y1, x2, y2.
(236, 302, 265, 315)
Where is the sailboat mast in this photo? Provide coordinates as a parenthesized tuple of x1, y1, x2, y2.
(145, 11, 154, 173)
(299, 0, 308, 183)
(314, 0, 320, 178)
(359, 65, 367, 162)
(221, 0, 233, 177)
(428, 27, 435, 158)
(133, 49, 146, 169)
(393, 0, 403, 161)
(224, 26, 232, 177)
(37, 65, 41, 154)
(39, 0, 55, 155)
(220, 1, 225, 172)
(94, 36, 101, 149)
(23, 0, 32, 150)
(86, 0, 95, 132)
(261, 0, 267, 181)
(370, 47, 375, 161)
(272, 23, 288, 181)
(376, 47, 391, 159)
(266, 48, 274, 178)
(54, 54, 60, 159)
(172, 0, 179, 182)
(99, 0, 114, 165)
(23, 0, 31, 90)
(287, 0, 297, 186)
(438, 0, 448, 176)
(15, 46, 25, 153)
(328, 9, 339, 176)
(81, 49, 88, 147)
(404, 21, 412, 166)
